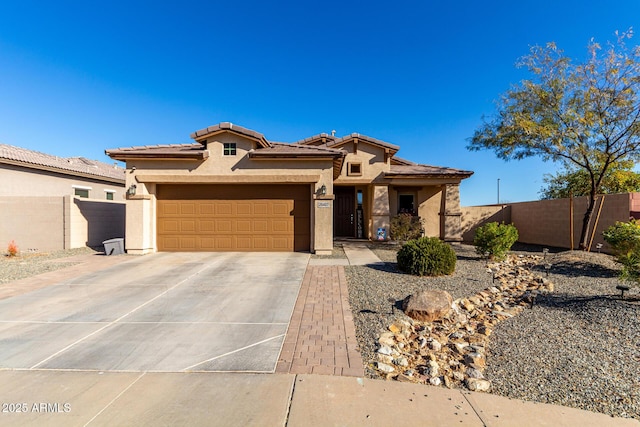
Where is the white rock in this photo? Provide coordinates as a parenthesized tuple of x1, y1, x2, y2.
(376, 362, 395, 373)
(466, 368, 484, 379)
(393, 357, 409, 367)
(466, 378, 491, 392)
(429, 339, 442, 351)
(377, 345, 395, 356)
(429, 377, 442, 386)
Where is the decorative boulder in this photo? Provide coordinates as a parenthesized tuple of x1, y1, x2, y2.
(402, 290, 453, 322)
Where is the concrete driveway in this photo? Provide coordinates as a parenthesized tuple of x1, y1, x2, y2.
(0, 252, 309, 372)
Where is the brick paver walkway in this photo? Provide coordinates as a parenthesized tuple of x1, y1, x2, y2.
(276, 265, 365, 377)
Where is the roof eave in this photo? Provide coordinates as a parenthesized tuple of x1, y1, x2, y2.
(248, 152, 344, 160)
(384, 172, 474, 179)
(0, 158, 125, 184)
(106, 151, 210, 161)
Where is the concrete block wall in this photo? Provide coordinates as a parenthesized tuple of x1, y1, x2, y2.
(0, 197, 65, 252)
(460, 205, 511, 242)
(463, 193, 634, 253)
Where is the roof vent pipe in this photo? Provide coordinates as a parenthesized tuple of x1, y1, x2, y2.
(331, 130, 336, 137)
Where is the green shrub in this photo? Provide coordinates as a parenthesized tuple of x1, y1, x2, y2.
(603, 219, 640, 287)
(397, 237, 456, 276)
(473, 222, 518, 260)
(603, 219, 640, 256)
(390, 214, 424, 242)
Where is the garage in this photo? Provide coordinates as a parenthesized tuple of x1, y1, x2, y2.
(156, 184, 311, 252)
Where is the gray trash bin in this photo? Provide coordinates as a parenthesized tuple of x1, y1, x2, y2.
(103, 238, 125, 256)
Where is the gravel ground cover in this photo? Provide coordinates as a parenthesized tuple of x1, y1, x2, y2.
(310, 243, 347, 259)
(346, 243, 640, 419)
(0, 247, 99, 284)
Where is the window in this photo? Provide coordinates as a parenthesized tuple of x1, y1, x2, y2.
(72, 185, 91, 198)
(223, 143, 237, 156)
(348, 162, 362, 176)
(105, 190, 115, 200)
(74, 188, 89, 198)
(398, 194, 416, 215)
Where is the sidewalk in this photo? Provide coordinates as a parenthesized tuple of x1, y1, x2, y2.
(0, 370, 636, 426)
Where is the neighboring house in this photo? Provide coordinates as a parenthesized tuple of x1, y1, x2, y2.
(0, 143, 126, 251)
(106, 122, 473, 255)
(0, 143, 125, 199)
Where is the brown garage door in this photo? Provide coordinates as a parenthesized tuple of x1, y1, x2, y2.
(157, 184, 310, 252)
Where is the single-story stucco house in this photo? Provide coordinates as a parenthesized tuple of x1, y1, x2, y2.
(106, 122, 473, 255)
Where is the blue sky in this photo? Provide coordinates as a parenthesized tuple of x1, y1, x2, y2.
(0, 1, 638, 205)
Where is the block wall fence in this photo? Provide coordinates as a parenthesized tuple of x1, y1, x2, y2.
(461, 192, 638, 253)
(0, 195, 125, 253)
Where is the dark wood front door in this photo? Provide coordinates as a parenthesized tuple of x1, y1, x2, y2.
(334, 187, 355, 237)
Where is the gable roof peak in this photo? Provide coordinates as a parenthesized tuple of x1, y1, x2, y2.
(190, 122, 271, 148)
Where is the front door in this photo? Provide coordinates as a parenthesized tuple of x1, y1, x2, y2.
(334, 187, 355, 237)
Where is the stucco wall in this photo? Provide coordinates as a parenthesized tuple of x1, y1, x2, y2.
(68, 197, 125, 248)
(0, 163, 125, 200)
(334, 141, 389, 182)
(0, 196, 125, 253)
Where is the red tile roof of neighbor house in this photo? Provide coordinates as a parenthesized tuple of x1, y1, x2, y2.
(0, 143, 125, 182)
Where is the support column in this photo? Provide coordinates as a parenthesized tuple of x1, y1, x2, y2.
(125, 181, 155, 254)
(441, 183, 463, 241)
(371, 185, 390, 241)
(313, 194, 334, 255)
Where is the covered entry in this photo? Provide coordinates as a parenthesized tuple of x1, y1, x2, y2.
(157, 184, 310, 252)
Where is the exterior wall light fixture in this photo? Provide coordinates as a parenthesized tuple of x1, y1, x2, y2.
(319, 184, 327, 196)
(127, 184, 137, 196)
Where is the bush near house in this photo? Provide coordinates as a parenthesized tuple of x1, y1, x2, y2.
(603, 219, 640, 287)
(473, 222, 518, 260)
(390, 213, 424, 242)
(397, 237, 456, 276)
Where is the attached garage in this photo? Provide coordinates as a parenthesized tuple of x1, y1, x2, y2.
(156, 184, 311, 252)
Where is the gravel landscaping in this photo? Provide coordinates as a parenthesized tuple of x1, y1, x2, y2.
(346, 243, 640, 420)
(0, 247, 100, 284)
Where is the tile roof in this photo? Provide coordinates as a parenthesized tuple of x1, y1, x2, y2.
(386, 164, 474, 178)
(328, 133, 400, 152)
(0, 143, 125, 182)
(248, 142, 345, 158)
(293, 133, 336, 146)
(190, 122, 270, 147)
(105, 143, 208, 160)
(390, 156, 417, 166)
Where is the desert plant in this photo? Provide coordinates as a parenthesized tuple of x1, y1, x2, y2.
(603, 219, 640, 256)
(390, 213, 424, 242)
(6, 240, 18, 257)
(603, 220, 640, 287)
(397, 236, 456, 276)
(473, 222, 518, 260)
